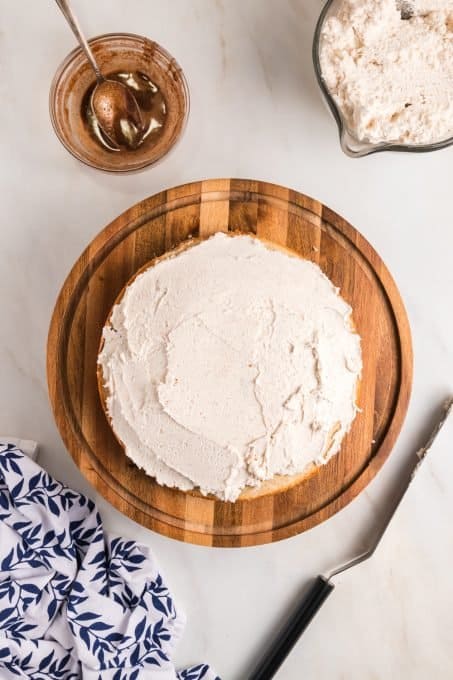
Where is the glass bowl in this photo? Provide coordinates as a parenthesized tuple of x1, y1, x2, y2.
(312, 0, 453, 158)
(50, 33, 190, 172)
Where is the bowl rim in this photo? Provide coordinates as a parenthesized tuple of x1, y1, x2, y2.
(312, 0, 453, 158)
(49, 32, 190, 173)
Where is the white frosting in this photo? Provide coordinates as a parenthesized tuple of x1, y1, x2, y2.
(98, 233, 362, 501)
(320, 0, 453, 145)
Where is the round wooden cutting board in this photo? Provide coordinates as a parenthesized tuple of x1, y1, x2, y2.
(47, 179, 412, 547)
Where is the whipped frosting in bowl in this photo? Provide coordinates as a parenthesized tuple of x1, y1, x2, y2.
(97, 233, 362, 502)
(318, 0, 453, 148)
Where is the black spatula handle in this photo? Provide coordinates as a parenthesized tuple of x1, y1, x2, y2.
(249, 575, 334, 680)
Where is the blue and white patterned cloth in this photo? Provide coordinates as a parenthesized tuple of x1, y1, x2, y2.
(0, 442, 219, 680)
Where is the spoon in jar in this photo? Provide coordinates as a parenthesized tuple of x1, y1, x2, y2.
(55, 0, 144, 150)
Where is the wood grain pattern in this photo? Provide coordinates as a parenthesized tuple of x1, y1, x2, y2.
(47, 179, 413, 547)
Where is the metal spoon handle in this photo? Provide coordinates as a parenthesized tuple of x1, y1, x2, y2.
(55, 0, 103, 82)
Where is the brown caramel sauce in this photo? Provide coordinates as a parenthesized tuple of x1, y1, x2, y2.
(82, 71, 167, 152)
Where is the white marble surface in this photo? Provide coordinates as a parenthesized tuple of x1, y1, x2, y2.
(1, 1, 452, 678)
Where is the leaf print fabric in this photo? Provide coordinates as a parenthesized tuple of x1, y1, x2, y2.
(0, 443, 220, 680)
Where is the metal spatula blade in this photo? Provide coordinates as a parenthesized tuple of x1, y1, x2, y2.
(396, 0, 415, 19)
(249, 398, 453, 680)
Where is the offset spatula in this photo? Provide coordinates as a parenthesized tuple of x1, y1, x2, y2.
(249, 398, 453, 680)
